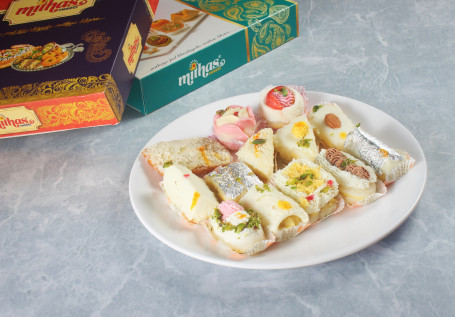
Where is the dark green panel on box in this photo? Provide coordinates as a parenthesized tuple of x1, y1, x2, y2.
(129, 30, 248, 114)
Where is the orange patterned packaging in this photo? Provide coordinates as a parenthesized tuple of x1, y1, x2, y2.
(0, 0, 159, 138)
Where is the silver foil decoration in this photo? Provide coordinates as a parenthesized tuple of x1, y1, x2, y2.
(206, 162, 262, 200)
(344, 128, 402, 175)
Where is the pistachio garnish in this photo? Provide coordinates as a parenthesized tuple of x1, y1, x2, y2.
(252, 138, 266, 144)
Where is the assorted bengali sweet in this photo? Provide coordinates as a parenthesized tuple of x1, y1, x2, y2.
(142, 136, 232, 176)
(239, 183, 309, 241)
(259, 85, 307, 129)
(315, 148, 386, 207)
(140, 84, 416, 257)
(272, 159, 344, 224)
(206, 201, 274, 255)
(274, 115, 319, 163)
(161, 163, 219, 224)
(204, 162, 262, 202)
(213, 105, 256, 151)
(308, 102, 356, 150)
(344, 127, 415, 184)
(236, 128, 275, 182)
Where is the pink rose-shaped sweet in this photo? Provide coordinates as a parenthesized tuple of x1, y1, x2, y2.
(218, 200, 244, 221)
(213, 105, 256, 151)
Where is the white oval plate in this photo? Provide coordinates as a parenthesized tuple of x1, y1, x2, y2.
(129, 91, 427, 269)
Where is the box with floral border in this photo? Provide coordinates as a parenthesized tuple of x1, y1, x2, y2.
(127, 0, 298, 115)
(0, 0, 159, 138)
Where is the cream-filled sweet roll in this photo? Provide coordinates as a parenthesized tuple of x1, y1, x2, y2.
(239, 183, 309, 241)
(206, 201, 274, 255)
(344, 127, 415, 184)
(272, 158, 344, 224)
(315, 148, 386, 207)
(274, 115, 319, 163)
(259, 85, 306, 129)
(308, 102, 355, 150)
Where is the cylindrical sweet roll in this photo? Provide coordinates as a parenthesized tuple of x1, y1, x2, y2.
(315, 148, 386, 207)
(206, 201, 274, 255)
(162, 164, 219, 224)
(239, 183, 309, 241)
(344, 128, 415, 184)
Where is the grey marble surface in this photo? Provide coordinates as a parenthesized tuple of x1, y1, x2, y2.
(1, 0, 454, 316)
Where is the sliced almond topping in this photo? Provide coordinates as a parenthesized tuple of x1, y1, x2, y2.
(324, 113, 341, 129)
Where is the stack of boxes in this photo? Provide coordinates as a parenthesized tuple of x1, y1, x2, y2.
(0, 0, 299, 138)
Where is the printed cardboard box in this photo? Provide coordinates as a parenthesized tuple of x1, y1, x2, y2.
(0, 0, 159, 138)
(128, 0, 298, 115)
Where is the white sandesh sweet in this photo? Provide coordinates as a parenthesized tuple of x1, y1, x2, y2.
(259, 85, 306, 129)
(274, 115, 319, 163)
(315, 148, 387, 207)
(161, 164, 219, 224)
(206, 201, 274, 256)
(236, 128, 274, 181)
(272, 158, 343, 224)
(308, 102, 355, 150)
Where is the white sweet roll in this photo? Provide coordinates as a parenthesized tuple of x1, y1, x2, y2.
(205, 201, 274, 255)
(315, 148, 387, 207)
(239, 184, 309, 241)
(259, 85, 306, 129)
(161, 164, 219, 224)
(344, 128, 415, 184)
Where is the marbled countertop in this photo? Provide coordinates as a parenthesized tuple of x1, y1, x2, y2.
(1, 0, 454, 316)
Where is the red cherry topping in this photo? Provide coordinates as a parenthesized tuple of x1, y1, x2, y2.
(265, 86, 295, 110)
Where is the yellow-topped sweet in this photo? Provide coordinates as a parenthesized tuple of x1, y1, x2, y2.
(283, 162, 324, 195)
(291, 121, 309, 139)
